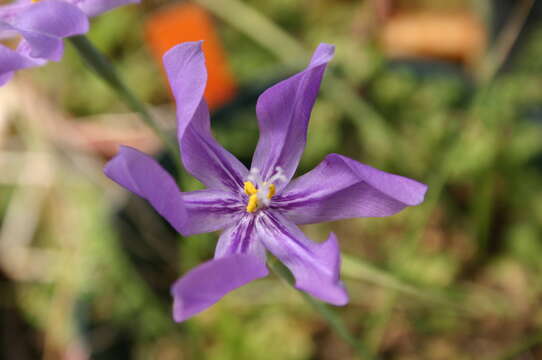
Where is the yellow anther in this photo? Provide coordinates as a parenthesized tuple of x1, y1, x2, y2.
(267, 183, 276, 199)
(246, 194, 258, 213)
(244, 180, 276, 213)
(31, 0, 41, 3)
(244, 181, 257, 196)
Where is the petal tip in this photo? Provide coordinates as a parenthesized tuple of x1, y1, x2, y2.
(404, 180, 429, 206)
(162, 40, 204, 66)
(296, 281, 349, 306)
(327, 285, 349, 306)
(413, 182, 429, 205)
(170, 255, 269, 322)
(162, 40, 208, 136)
(0, 72, 14, 87)
(81, 19, 90, 33)
(171, 286, 206, 323)
(292, 232, 348, 305)
(103, 145, 133, 177)
(316, 43, 335, 55)
(310, 43, 335, 66)
(172, 296, 190, 323)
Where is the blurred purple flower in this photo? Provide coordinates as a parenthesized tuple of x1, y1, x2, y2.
(0, 0, 138, 86)
(104, 41, 428, 322)
(71, 0, 139, 17)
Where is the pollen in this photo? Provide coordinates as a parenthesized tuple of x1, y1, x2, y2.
(243, 180, 277, 213)
(244, 181, 257, 196)
(244, 168, 285, 213)
(246, 194, 258, 213)
(267, 183, 276, 199)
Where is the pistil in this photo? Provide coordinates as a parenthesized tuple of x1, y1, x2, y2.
(243, 167, 286, 213)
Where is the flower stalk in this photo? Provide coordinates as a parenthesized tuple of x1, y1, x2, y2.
(68, 35, 180, 166)
(268, 259, 378, 360)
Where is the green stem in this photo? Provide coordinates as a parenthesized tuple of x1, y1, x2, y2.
(477, 0, 535, 85)
(68, 35, 180, 167)
(268, 259, 378, 360)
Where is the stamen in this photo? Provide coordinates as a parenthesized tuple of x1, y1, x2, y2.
(267, 183, 276, 199)
(244, 181, 257, 196)
(244, 167, 286, 213)
(268, 167, 287, 184)
(246, 194, 258, 213)
(247, 168, 261, 184)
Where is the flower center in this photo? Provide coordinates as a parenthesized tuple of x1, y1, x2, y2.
(243, 167, 286, 213)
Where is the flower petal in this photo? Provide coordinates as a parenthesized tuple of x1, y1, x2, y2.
(257, 210, 348, 305)
(171, 254, 269, 322)
(250, 44, 334, 186)
(74, 0, 140, 17)
(10, 0, 89, 60)
(181, 189, 244, 236)
(12, 0, 89, 38)
(0, 72, 13, 86)
(215, 215, 266, 259)
(0, 2, 27, 22)
(104, 146, 187, 234)
(0, 44, 41, 86)
(163, 41, 248, 192)
(274, 154, 428, 224)
(1, 0, 88, 61)
(13, 32, 64, 61)
(0, 22, 63, 62)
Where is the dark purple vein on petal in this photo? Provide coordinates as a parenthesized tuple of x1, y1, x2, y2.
(188, 125, 245, 190)
(260, 211, 311, 253)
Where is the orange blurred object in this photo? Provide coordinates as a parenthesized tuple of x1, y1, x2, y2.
(380, 11, 486, 65)
(145, 3, 237, 110)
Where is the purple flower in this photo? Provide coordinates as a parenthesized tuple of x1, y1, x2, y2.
(104, 41, 428, 322)
(0, 0, 138, 86)
(70, 0, 140, 17)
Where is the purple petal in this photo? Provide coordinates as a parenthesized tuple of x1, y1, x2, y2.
(73, 0, 140, 17)
(250, 44, 334, 187)
(163, 41, 248, 192)
(257, 210, 348, 305)
(14, 31, 64, 60)
(103, 146, 187, 234)
(0, 1, 31, 22)
(0, 43, 42, 86)
(12, 0, 89, 38)
(181, 189, 244, 236)
(274, 154, 428, 224)
(215, 215, 266, 259)
(171, 254, 269, 322)
(0, 72, 13, 86)
(1, 0, 88, 61)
